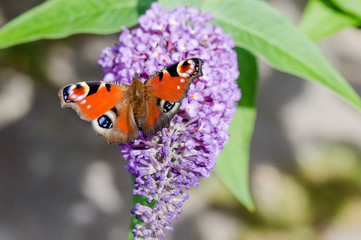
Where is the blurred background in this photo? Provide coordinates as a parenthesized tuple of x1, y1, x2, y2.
(1, 0, 361, 239)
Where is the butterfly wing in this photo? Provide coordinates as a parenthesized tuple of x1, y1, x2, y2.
(91, 99, 139, 143)
(58, 81, 139, 143)
(140, 58, 203, 135)
(140, 95, 181, 136)
(145, 58, 203, 102)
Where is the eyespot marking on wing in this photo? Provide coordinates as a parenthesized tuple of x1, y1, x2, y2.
(158, 99, 177, 113)
(98, 115, 113, 129)
(63, 83, 89, 103)
(163, 101, 176, 113)
(177, 59, 201, 78)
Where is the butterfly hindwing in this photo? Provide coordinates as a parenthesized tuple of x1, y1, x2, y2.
(140, 95, 181, 136)
(145, 58, 203, 102)
(91, 100, 139, 143)
(58, 81, 139, 143)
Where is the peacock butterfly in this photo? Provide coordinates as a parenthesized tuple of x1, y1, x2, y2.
(58, 58, 203, 143)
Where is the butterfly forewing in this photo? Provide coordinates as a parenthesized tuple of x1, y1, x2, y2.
(58, 81, 139, 143)
(59, 81, 126, 120)
(145, 58, 203, 102)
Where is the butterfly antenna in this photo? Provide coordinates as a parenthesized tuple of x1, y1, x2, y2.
(144, 42, 159, 64)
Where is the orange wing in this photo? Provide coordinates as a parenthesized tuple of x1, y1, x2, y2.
(91, 99, 139, 143)
(58, 81, 139, 143)
(139, 59, 203, 135)
(59, 81, 125, 120)
(145, 58, 203, 102)
(139, 95, 181, 136)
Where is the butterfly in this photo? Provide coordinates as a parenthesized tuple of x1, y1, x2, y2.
(58, 58, 203, 143)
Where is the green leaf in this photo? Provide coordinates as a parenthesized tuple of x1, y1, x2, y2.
(216, 47, 258, 211)
(333, 0, 361, 19)
(159, 0, 361, 110)
(299, 0, 360, 41)
(0, 0, 154, 49)
(235, 47, 258, 108)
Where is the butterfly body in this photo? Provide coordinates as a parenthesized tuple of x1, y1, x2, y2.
(128, 76, 145, 125)
(59, 58, 203, 143)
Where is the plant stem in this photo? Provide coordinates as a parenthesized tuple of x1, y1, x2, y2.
(128, 174, 156, 240)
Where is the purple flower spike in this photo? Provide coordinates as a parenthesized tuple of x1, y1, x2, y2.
(98, 3, 240, 239)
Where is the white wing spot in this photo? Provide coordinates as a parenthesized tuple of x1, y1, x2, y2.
(180, 78, 185, 82)
(179, 73, 189, 77)
(81, 99, 86, 105)
(75, 95, 85, 101)
(87, 105, 91, 109)
(177, 86, 180, 90)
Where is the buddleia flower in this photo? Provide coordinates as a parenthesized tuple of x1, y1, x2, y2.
(98, 3, 241, 239)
